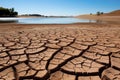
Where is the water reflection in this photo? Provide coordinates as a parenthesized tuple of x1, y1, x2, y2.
(0, 20, 18, 23)
(0, 17, 96, 24)
(96, 20, 103, 23)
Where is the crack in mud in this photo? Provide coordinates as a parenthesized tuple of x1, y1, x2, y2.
(0, 27, 120, 80)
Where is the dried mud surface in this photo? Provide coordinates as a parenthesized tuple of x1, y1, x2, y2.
(0, 24, 120, 80)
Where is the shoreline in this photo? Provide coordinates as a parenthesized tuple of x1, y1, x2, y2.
(0, 23, 119, 33)
(76, 15, 120, 23)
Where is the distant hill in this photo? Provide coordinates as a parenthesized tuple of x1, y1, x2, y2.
(76, 10, 120, 22)
(104, 10, 120, 16)
(77, 10, 120, 17)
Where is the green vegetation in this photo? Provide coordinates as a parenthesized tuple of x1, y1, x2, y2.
(96, 11, 104, 16)
(0, 7, 18, 17)
(96, 11, 101, 16)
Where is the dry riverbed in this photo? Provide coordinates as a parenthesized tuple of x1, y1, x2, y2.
(0, 23, 120, 80)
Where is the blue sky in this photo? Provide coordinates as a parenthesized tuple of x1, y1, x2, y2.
(0, 0, 120, 16)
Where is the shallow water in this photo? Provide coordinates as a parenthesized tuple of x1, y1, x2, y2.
(0, 17, 96, 24)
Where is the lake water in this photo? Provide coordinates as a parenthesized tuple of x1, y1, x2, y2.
(0, 17, 96, 24)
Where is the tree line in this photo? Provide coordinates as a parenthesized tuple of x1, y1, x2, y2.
(0, 7, 18, 17)
(90, 11, 104, 16)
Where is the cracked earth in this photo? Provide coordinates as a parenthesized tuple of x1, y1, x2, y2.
(0, 24, 120, 80)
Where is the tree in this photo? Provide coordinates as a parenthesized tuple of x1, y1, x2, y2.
(9, 8, 14, 13)
(0, 7, 18, 17)
(101, 12, 104, 15)
(97, 11, 101, 16)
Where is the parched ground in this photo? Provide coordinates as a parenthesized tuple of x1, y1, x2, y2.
(0, 23, 120, 80)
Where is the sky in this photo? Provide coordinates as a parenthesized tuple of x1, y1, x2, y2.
(0, 0, 120, 16)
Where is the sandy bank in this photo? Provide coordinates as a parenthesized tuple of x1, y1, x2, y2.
(76, 15, 120, 23)
(0, 23, 120, 33)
